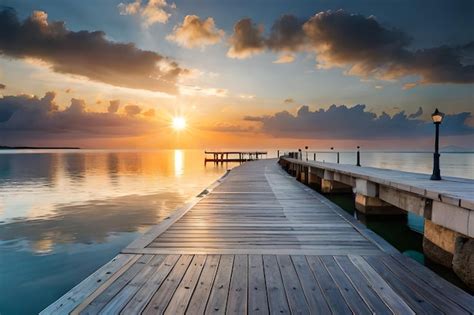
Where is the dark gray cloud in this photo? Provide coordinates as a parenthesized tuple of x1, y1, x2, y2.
(302, 10, 474, 84)
(284, 98, 294, 104)
(267, 14, 306, 51)
(244, 104, 474, 139)
(0, 83, 5, 89)
(227, 18, 265, 59)
(0, 8, 186, 94)
(203, 122, 254, 133)
(409, 107, 423, 119)
(0, 92, 156, 142)
(228, 10, 474, 85)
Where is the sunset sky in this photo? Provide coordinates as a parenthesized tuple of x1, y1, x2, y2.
(0, 0, 473, 149)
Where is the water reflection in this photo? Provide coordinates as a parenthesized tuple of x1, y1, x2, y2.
(0, 150, 231, 314)
(0, 191, 188, 253)
(174, 149, 184, 177)
(107, 152, 120, 186)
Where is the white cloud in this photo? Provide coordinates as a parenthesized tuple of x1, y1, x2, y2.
(118, 0, 174, 26)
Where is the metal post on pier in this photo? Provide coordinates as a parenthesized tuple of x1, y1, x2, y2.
(332, 147, 339, 163)
(430, 108, 443, 180)
(356, 146, 361, 167)
(314, 153, 316, 161)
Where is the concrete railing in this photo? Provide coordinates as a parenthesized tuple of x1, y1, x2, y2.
(280, 156, 474, 288)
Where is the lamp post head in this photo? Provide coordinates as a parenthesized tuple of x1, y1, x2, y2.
(330, 147, 334, 150)
(357, 146, 360, 149)
(431, 108, 444, 124)
(305, 146, 308, 150)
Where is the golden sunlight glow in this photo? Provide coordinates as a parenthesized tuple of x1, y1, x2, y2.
(172, 116, 187, 130)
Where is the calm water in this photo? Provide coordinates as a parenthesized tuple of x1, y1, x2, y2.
(0, 150, 473, 314)
(0, 150, 231, 314)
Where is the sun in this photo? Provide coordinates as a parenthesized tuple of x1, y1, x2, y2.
(172, 116, 187, 131)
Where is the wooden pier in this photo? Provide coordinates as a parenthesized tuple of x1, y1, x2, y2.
(204, 151, 267, 163)
(42, 159, 474, 314)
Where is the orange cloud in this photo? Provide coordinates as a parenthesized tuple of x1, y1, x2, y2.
(273, 54, 295, 64)
(167, 15, 224, 48)
(0, 8, 186, 94)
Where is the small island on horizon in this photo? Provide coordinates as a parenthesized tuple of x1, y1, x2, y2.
(0, 146, 80, 150)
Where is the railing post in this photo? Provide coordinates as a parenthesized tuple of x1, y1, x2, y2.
(356, 146, 361, 167)
(337, 152, 340, 164)
(314, 153, 316, 161)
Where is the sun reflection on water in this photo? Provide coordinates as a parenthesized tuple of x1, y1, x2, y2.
(174, 149, 184, 177)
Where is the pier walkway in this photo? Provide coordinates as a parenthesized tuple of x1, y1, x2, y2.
(42, 159, 474, 314)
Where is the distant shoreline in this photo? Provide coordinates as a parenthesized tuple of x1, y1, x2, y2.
(0, 146, 80, 150)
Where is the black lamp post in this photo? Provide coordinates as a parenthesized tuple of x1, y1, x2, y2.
(430, 108, 444, 180)
(305, 146, 309, 161)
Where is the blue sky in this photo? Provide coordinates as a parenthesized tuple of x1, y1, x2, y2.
(0, 0, 472, 148)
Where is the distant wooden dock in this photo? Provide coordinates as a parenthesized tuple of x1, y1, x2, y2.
(43, 159, 474, 314)
(204, 151, 267, 163)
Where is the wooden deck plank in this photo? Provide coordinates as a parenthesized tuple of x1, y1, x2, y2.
(164, 255, 207, 314)
(226, 254, 248, 314)
(305, 256, 352, 315)
(348, 255, 414, 315)
(120, 255, 180, 314)
(320, 256, 372, 314)
(290, 255, 331, 314)
(186, 255, 221, 315)
(365, 255, 443, 315)
(276, 255, 310, 314)
(263, 255, 290, 314)
(78, 254, 154, 314)
(334, 255, 392, 315)
(205, 255, 234, 314)
(142, 255, 193, 315)
(248, 255, 269, 315)
(97, 255, 166, 314)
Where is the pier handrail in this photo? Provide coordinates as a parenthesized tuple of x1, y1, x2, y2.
(280, 156, 474, 236)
